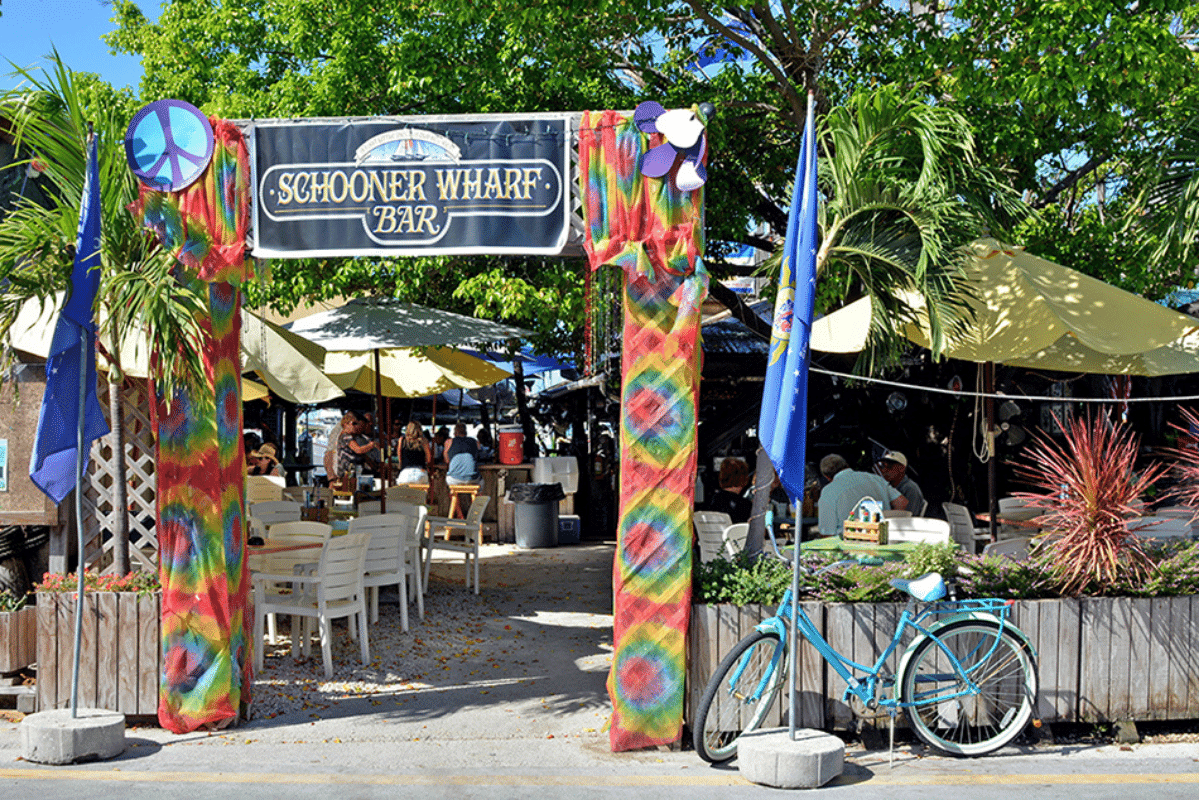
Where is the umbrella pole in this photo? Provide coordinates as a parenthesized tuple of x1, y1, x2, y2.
(375, 347, 387, 511)
(985, 361, 998, 542)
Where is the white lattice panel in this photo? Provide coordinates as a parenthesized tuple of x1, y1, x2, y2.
(83, 378, 158, 573)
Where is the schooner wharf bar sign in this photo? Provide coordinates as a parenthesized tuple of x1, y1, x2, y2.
(246, 114, 573, 257)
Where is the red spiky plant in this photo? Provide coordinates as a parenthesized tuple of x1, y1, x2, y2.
(1013, 412, 1167, 596)
(1160, 406, 1199, 519)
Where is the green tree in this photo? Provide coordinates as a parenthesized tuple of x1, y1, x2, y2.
(105, 0, 1195, 351)
(0, 57, 214, 572)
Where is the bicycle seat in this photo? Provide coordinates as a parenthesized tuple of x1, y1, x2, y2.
(889, 572, 947, 601)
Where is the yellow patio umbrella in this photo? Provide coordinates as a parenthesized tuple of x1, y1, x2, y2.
(812, 238, 1199, 374)
(809, 237, 1198, 536)
(324, 346, 512, 398)
(900, 238, 1198, 366)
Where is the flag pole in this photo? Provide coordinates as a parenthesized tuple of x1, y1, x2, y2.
(788, 89, 816, 741)
(69, 123, 96, 718)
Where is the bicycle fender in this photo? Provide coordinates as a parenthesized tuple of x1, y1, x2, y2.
(892, 611, 1037, 701)
(754, 617, 789, 641)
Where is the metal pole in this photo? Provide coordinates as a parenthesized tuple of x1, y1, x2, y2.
(70, 125, 94, 718)
(788, 497, 801, 738)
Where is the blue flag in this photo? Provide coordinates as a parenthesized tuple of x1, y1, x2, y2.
(30, 134, 109, 504)
(758, 97, 818, 503)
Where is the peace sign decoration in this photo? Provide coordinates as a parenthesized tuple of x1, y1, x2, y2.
(125, 99, 214, 192)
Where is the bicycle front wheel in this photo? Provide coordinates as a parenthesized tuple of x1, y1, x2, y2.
(901, 621, 1037, 756)
(692, 630, 785, 763)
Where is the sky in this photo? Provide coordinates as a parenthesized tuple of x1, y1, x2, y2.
(0, 0, 148, 91)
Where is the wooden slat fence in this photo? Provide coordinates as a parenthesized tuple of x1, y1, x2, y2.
(687, 595, 1199, 730)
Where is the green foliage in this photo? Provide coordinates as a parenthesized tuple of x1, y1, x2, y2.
(1113, 541, 1200, 598)
(693, 552, 793, 606)
(957, 552, 1059, 600)
(902, 542, 963, 581)
(695, 538, 1198, 605)
(0, 590, 28, 613)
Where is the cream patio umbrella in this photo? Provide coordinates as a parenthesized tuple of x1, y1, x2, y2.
(284, 298, 530, 501)
(810, 237, 1199, 535)
(10, 295, 345, 405)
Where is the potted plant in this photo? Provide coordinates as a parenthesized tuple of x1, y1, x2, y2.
(1013, 412, 1168, 596)
(0, 589, 36, 674)
(35, 570, 162, 714)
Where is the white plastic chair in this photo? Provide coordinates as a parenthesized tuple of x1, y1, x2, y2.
(252, 530, 371, 678)
(248, 520, 331, 643)
(694, 511, 733, 564)
(1127, 516, 1193, 540)
(247, 500, 303, 543)
(247, 474, 285, 505)
(350, 507, 427, 632)
(887, 517, 951, 544)
(982, 536, 1033, 560)
(423, 495, 490, 594)
(943, 502, 992, 553)
(357, 500, 382, 516)
(721, 522, 749, 558)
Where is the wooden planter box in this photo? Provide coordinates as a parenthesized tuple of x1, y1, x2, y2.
(687, 594, 1199, 730)
(0, 606, 37, 673)
(36, 592, 162, 715)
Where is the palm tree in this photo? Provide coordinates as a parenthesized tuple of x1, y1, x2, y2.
(0, 55, 212, 572)
(795, 83, 1025, 370)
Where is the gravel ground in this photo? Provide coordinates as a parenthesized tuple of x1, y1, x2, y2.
(245, 543, 615, 731)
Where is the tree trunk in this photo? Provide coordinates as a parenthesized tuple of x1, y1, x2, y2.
(747, 446, 774, 555)
(108, 375, 130, 575)
(513, 355, 537, 461)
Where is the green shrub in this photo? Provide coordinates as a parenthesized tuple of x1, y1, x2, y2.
(0, 589, 28, 613)
(903, 542, 963, 580)
(693, 539, 1199, 605)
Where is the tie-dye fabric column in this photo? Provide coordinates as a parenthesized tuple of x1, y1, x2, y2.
(130, 119, 254, 733)
(580, 110, 709, 751)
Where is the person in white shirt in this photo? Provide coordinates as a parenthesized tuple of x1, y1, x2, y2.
(816, 454, 907, 537)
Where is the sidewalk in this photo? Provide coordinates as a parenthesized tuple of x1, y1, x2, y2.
(1, 542, 1196, 798)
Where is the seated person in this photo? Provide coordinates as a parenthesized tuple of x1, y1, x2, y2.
(247, 443, 284, 478)
(445, 423, 481, 483)
(708, 457, 752, 524)
(816, 454, 906, 537)
(476, 427, 495, 462)
(445, 424, 481, 516)
(396, 421, 433, 484)
(876, 450, 925, 516)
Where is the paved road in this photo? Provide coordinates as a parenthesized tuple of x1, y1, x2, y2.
(0, 737, 1195, 799)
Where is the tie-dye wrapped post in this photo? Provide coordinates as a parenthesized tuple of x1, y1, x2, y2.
(579, 109, 709, 751)
(129, 119, 255, 732)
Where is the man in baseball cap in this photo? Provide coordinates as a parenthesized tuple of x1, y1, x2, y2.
(877, 450, 925, 516)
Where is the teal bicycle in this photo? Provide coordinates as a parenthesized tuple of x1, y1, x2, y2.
(692, 561, 1039, 762)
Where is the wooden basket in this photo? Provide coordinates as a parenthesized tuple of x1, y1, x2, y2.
(842, 519, 889, 545)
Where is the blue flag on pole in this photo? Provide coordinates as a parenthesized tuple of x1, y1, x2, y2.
(30, 133, 109, 504)
(758, 95, 818, 503)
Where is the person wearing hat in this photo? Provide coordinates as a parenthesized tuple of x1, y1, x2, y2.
(816, 454, 907, 537)
(877, 450, 925, 516)
(247, 443, 285, 478)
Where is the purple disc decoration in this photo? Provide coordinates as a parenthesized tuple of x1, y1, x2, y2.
(125, 99, 214, 192)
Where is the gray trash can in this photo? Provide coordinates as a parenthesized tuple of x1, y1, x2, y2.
(509, 483, 566, 548)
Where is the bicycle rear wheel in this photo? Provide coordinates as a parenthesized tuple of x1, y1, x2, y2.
(900, 621, 1037, 756)
(692, 631, 785, 763)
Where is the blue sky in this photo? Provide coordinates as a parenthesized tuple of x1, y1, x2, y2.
(0, 0, 147, 91)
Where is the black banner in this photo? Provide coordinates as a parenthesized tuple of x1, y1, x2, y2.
(249, 116, 572, 257)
